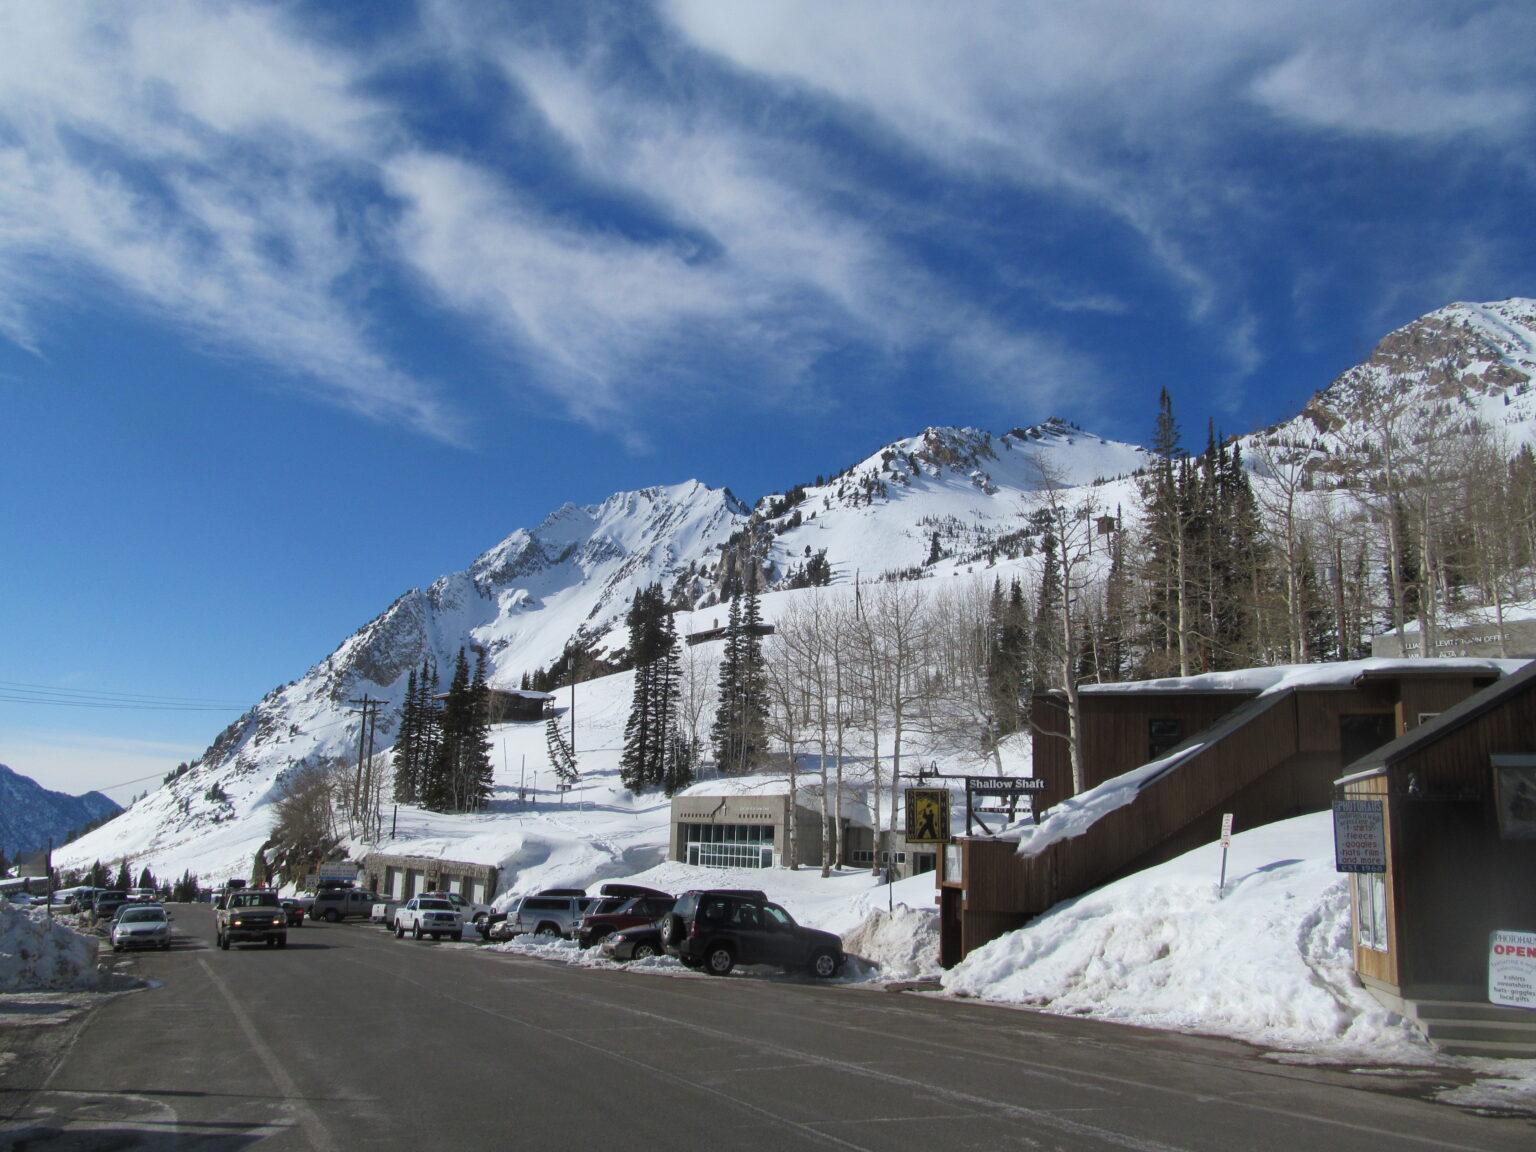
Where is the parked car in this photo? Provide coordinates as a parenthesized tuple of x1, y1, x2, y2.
(419, 891, 494, 933)
(574, 884, 674, 948)
(392, 896, 464, 941)
(215, 889, 287, 949)
(601, 921, 666, 962)
(5, 892, 37, 908)
(485, 890, 594, 941)
(658, 889, 845, 978)
(91, 891, 130, 924)
(111, 905, 172, 951)
(306, 887, 378, 922)
(279, 899, 305, 927)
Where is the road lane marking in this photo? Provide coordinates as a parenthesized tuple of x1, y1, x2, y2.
(196, 957, 340, 1152)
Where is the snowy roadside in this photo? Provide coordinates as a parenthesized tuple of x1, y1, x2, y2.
(938, 812, 1536, 1115)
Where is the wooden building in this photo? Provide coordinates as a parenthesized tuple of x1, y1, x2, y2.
(433, 687, 553, 724)
(941, 661, 1506, 968)
(1337, 661, 1536, 1056)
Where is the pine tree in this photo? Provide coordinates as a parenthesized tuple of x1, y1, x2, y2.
(621, 585, 685, 792)
(463, 651, 495, 810)
(392, 665, 421, 804)
(546, 714, 579, 784)
(114, 861, 132, 890)
(711, 571, 769, 775)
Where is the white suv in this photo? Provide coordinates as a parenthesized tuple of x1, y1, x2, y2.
(392, 897, 464, 941)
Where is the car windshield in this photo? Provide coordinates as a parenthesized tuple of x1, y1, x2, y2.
(233, 893, 279, 908)
(120, 909, 166, 923)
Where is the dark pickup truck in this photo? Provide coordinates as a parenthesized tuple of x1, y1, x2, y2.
(216, 889, 288, 949)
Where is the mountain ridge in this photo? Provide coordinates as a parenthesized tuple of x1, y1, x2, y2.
(50, 295, 1536, 883)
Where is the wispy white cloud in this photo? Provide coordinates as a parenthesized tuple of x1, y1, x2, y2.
(662, 0, 1536, 368)
(0, 2, 460, 440)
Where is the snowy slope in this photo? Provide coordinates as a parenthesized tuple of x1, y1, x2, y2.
(942, 812, 1430, 1058)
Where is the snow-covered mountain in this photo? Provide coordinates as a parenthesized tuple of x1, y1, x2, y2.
(1247, 297, 1536, 470)
(0, 764, 120, 858)
(51, 297, 1536, 886)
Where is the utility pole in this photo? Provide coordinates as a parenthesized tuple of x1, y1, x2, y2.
(349, 695, 383, 835)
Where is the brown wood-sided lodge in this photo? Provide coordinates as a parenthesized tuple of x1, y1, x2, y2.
(1337, 660, 1536, 1055)
(938, 660, 1508, 971)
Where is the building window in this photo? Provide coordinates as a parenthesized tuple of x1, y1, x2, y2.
(1353, 872, 1389, 952)
(1148, 717, 1182, 760)
(681, 823, 775, 869)
(848, 850, 907, 865)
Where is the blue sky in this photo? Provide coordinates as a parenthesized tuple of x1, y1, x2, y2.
(3, 0, 1534, 802)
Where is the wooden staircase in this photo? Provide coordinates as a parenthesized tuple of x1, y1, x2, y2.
(1404, 998, 1536, 1058)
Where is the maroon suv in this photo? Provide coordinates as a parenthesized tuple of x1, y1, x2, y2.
(573, 883, 674, 949)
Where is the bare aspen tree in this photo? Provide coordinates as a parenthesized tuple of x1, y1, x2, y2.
(762, 624, 805, 870)
(866, 581, 930, 871)
(920, 578, 1010, 773)
(1249, 437, 1318, 662)
(1027, 452, 1104, 795)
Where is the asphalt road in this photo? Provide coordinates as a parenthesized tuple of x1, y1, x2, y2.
(2, 904, 1531, 1150)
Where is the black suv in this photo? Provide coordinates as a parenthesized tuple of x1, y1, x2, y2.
(659, 889, 845, 978)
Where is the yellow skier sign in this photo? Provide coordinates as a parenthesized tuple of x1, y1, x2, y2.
(904, 788, 950, 844)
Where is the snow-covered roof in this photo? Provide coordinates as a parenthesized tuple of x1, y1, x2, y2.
(1075, 657, 1519, 699)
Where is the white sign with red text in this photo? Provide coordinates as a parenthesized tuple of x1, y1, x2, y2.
(1490, 930, 1536, 1010)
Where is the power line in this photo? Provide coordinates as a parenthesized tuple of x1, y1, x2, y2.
(0, 679, 250, 712)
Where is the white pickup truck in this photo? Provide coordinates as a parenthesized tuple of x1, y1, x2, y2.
(375, 891, 492, 934)
(391, 896, 464, 941)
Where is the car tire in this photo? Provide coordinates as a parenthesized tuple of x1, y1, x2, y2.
(809, 948, 840, 979)
(704, 944, 735, 976)
(535, 922, 560, 938)
(632, 942, 657, 960)
(219, 933, 229, 950)
(394, 922, 405, 938)
(412, 923, 423, 940)
(473, 913, 487, 932)
(659, 913, 683, 947)
(325, 909, 340, 923)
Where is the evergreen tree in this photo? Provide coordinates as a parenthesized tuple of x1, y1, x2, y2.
(546, 714, 579, 784)
(464, 651, 495, 810)
(620, 584, 681, 791)
(136, 866, 155, 892)
(392, 665, 422, 804)
(711, 571, 769, 775)
(114, 861, 132, 890)
(421, 648, 489, 813)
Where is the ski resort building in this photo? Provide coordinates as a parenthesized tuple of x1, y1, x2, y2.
(359, 851, 499, 905)
(1337, 660, 1536, 1057)
(667, 781, 932, 876)
(939, 660, 1512, 968)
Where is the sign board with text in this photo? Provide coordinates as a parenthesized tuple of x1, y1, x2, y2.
(1490, 930, 1536, 1010)
(1332, 799, 1386, 874)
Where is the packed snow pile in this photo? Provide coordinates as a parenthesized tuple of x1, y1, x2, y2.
(0, 898, 104, 993)
(942, 812, 1432, 1060)
(840, 904, 941, 982)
